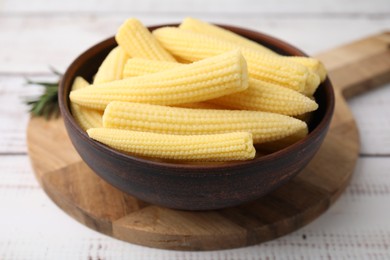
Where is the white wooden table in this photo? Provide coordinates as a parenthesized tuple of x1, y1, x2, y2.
(1, 1, 390, 259)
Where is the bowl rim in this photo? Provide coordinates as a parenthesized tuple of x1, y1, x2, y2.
(59, 23, 335, 173)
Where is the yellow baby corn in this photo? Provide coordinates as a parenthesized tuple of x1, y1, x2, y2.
(93, 46, 129, 84)
(70, 50, 248, 110)
(70, 77, 103, 131)
(211, 78, 318, 116)
(102, 101, 308, 144)
(180, 17, 327, 83)
(87, 128, 255, 161)
(71, 104, 103, 131)
(116, 18, 176, 61)
(304, 72, 321, 96)
(120, 58, 318, 116)
(153, 27, 312, 93)
(179, 17, 276, 55)
(71, 76, 89, 91)
(123, 58, 180, 77)
(286, 56, 327, 83)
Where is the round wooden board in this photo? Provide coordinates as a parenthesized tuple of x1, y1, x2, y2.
(26, 31, 390, 251)
(26, 84, 359, 250)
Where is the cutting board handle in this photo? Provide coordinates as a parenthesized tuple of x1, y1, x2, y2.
(313, 31, 390, 134)
(315, 31, 390, 99)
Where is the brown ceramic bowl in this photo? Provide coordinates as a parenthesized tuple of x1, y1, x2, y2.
(59, 24, 335, 210)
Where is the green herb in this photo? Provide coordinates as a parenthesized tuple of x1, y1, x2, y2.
(25, 67, 62, 120)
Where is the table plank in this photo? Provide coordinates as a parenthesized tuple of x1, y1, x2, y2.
(0, 76, 47, 154)
(1, 0, 389, 14)
(0, 16, 389, 73)
(349, 85, 390, 155)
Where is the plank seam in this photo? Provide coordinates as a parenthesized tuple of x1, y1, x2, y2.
(0, 152, 28, 156)
(359, 153, 390, 158)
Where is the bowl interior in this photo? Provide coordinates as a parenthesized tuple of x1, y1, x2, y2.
(60, 24, 334, 170)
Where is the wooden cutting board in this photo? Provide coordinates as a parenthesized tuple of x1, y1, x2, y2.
(27, 32, 390, 251)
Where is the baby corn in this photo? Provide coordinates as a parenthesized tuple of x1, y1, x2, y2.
(212, 78, 318, 116)
(116, 18, 176, 61)
(71, 105, 103, 131)
(121, 58, 318, 116)
(87, 129, 256, 161)
(93, 46, 129, 84)
(153, 27, 318, 93)
(180, 17, 327, 83)
(179, 17, 276, 55)
(70, 77, 103, 131)
(102, 101, 308, 144)
(286, 56, 327, 83)
(71, 76, 89, 91)
(123, 58, 181, 77)
(70, 50, 248, 110)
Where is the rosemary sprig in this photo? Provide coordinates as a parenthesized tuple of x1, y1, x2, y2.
(25, 68, 62, 120)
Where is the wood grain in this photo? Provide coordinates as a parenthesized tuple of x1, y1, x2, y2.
(26, 32, 390, 251)
(316, 32, 390, 98)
